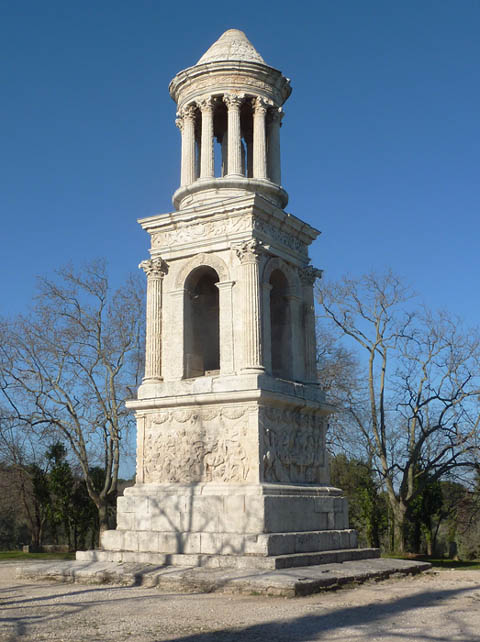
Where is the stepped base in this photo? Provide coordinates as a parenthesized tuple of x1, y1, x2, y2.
(77, 546, 379, 570)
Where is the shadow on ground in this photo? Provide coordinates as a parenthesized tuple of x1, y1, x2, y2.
(1, 579, 479, 641)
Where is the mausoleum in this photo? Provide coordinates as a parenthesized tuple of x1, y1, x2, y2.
(79, 29, 378, 569)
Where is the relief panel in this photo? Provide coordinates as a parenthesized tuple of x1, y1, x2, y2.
(142, 406, 254, 484)
(260, 406, 327, 483)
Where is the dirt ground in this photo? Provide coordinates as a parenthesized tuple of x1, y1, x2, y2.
(1, 562, 480, 642)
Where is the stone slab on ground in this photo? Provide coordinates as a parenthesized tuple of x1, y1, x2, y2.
(16, 557, 430, 597)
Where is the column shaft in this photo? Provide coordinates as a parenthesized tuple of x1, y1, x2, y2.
(267, 108, 282, 184)
(224, 94, 243, 176)
(199, 98, 214, 178)
(253, 97, 268, 179)
(179, 105, 196, 186)
(236, 241, 264, 372)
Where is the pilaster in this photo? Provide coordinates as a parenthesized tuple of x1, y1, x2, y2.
(139, 257, 168, 382)
(235, 239, 265, 373)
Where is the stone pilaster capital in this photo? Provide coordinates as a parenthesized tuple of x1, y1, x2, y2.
(299, 265, 323, 286)
(223, 93, 244, 110)
(234, 239, 265, 264)
(198, 96, 215, 113)
(139, 257, 169, 278)
(175, 116, 184, 131)
(181, 103, 197, 121)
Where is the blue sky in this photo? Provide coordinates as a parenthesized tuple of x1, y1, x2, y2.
(1, 0, 479, 327)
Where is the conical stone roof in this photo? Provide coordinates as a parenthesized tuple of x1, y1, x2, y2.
(196, 29, 266, 65)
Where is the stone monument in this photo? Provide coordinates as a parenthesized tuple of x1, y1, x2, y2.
(79, 29, 378, 569)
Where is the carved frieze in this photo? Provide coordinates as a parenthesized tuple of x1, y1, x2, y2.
(151, 215, 252, 249)
(142, 406, 251, 483)
(260, 406, 326, 483)
(252, 218, 307, 256)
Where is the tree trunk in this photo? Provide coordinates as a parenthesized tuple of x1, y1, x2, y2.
(97, 500, 110, 535)
(392, 503, 408, 553)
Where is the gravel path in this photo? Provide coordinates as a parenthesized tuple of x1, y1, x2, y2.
(1, 562, 480, 641)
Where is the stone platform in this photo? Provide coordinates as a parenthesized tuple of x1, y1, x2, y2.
(16, 558, 431, 597)
(77, 545, 379, 570)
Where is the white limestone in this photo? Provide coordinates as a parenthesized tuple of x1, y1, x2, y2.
(78, 30, 366, 570)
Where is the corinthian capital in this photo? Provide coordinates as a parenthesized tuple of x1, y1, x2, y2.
(139, 257, 169, 278)
(181, 104, 197, 120)
(198, 96, 215, 112)
(223, 93, 244, 110)
(299, 265, 323, 286)
(175, 115, 184, 131)
(252, 96, 271, 114)
(234, 239, 265, 264)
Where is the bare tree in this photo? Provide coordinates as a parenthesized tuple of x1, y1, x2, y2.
(0, 260, 144, 534)
(317, 271, 480, 551)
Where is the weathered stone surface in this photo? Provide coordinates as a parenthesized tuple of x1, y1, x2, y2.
(17, 558, 431, 597)
(76, 30, 382, 573)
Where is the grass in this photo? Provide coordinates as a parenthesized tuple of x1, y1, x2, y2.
(0, 550, 76, 562)
(383, 553, 480, 570)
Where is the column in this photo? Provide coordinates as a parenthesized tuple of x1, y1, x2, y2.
(235, 240, 265, 373)
(223, 93, 243, 176)
(244, 123, 253, 178)
(221, 133, 228, 176)
(199, 97, 215, 179)
(139, 257, 168, 382)
(286, 288, 303, 381)
(216, 280, 235, 374)
(267, 107, 283, 185)
(300, 266, 323, 382)
(252, 96, 268, 179)
(177, 104, 196, 186)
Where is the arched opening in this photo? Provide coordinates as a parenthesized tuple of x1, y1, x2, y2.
(270, 269, 292, 379)
(184, 266, 220, 377)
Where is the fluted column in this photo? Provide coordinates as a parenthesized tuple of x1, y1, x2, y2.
(300, 266, 323, 382)
(177, 104, 196, 186)
(223, 93, 243, 176)
(199, 97, 215, 179)
(252, 96, 268, 179)
(267, 107, 283, 185)
(235, 240, 265, 373)
(139, 257, 168, 382)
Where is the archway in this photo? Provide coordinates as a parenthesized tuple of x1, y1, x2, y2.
(269, 269, 292, 379)
(184, 266, 220, 377)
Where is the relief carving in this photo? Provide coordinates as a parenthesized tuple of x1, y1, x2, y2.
(143, 406, 250, 483)
(261, 406, 325, 483)
(253, 218, 307, 255)
(152, 215, 251, 249)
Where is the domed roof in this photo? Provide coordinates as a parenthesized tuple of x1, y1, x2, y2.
(196, 29, 266, 65)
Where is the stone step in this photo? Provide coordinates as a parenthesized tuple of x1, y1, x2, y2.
(271, 547, 380, 569)
(77, 546, 380, 570)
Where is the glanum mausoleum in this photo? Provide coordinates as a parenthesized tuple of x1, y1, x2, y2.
(78, 29, 379, 569)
